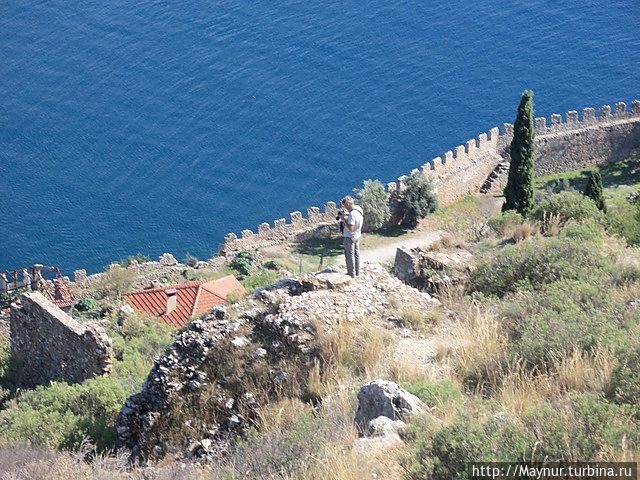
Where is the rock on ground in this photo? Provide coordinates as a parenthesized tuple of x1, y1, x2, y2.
(354, 379, 429, 433)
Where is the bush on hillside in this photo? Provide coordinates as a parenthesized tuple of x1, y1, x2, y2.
(401, 171, 438, 226)
(529, 191, 605, 225)
(73, 297, 98, 312)
(403, 394, 639, 479)
(559, 220, 605, 244)
(402, 380, 463, 410)
(609, 343, 640, 405)
(230, 251, 253, 277)
(470, 236, 607, 297)
(91, 267, 137, 301)
(608, 199, 640, 246)
(500, 280, 625, 367)
(354, 179, 390, 231)
(0, 376, 130, 451)
(486, 211, 524, 237)
(185, 254, 199, 268)
(115, 253, 151, 268)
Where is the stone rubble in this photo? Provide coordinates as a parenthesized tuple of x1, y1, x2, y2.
(116, 262, 441, 461)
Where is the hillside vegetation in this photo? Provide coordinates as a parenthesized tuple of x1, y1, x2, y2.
(1, 158, 640, 478)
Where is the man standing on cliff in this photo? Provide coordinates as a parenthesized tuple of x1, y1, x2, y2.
(339, 196, 364, 277)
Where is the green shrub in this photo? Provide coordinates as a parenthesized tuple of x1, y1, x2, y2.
(91, 268, 137, 300)
(529, 191, 605, 225)
(403, 413, 529, 480)
(403, 395, 639, 478)
(263, 260, 280, 271)
(521, 395, 639, 461)
(402, 171, 438, 226)
(185, 253, 199, 268)
(609, 343, 640, 405)
(403, 379, 463, 409)
(73, 297, 98, 312)
(559, 220, 605, 243)
(570, 394, 639, 459)
(0, 314, 174, 452)
(0, 376, 130, 451)
(470, 236, 608, 297)
(242, 271, 279, 292)
(500, 280, 625, 367)
(487, 211, 524, 237)
(230, 251, 253, 277)
(354, 179, 390, 231)
(108, 317, 174, 382)
(115, 253, 151, 268)
(607, 199, 640, 246)
(0, 293, 14, 310)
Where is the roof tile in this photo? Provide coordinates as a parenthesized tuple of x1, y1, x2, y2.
(123, 276, 246, 328)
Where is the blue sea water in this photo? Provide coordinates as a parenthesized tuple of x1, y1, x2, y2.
(1, 0, 639, 274)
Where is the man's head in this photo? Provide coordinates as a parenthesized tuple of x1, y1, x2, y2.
(341, 196, 354, 210)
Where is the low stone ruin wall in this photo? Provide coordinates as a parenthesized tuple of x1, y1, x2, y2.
(10, 292, 112, 388)
(73, 253, 228, 289)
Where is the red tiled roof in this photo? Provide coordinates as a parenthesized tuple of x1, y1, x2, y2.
(53, 278, 75, 308)
(123, 276, 246, 328)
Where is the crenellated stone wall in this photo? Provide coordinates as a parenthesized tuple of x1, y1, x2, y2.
(530, 100, 640, 175)
(219, 202, 339, 254)
(10, 292, 112, 387)
(219, 99, 640, 254)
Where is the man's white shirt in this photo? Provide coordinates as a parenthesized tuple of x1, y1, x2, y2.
(343, 205, 364, 240)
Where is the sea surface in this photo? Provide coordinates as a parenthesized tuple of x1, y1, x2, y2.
(1, 0, 639, 274)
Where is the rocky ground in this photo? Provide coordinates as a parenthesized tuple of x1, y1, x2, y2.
(115, 261, 443, 462)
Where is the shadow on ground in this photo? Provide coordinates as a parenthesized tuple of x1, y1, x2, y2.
(536, 156, 640, 192)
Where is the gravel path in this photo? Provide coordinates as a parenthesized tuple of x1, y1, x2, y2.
(335, 229, 444, 266)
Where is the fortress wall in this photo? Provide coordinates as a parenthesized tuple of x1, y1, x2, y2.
(532, 100, 640, 175)
(219, 99, 640, 254)
(426, 127, 504, 204)
(220, 202, 339, 254)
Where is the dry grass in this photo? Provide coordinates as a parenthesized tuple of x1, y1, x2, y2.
(303, 443, 395, 480)
(609, 281, 640, 305)
(397, 307, 443, 333)
(387, 355, 434, 384)
(433, 341, 454, 363)
(512, 222, 537, 243)
(315, 317, 393, 382)
(540, 212, 563, 237)
(497, 361, 549, 415)
(495, 345, 615, 415)
(429, 232, 466, 251)
(256, 397, 316, 434)
(435, 281, 466, 310)
(449, 308, 508, 390)
(552, 346, 616, 394)
(0, 443, 213, 480)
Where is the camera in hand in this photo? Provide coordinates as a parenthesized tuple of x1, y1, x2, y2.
(336, 209, 346, 234)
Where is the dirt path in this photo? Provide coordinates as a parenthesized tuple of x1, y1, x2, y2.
(334, 229, 444, 266)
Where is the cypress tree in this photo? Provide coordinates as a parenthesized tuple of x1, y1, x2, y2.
(503, 90, 535, 214)
(584, 170, 607, 212)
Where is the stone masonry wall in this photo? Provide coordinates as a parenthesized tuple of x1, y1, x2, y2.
(219, 99, 639, 254)
(219, 202, 339, 254)
(10, 292, 112, 388)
